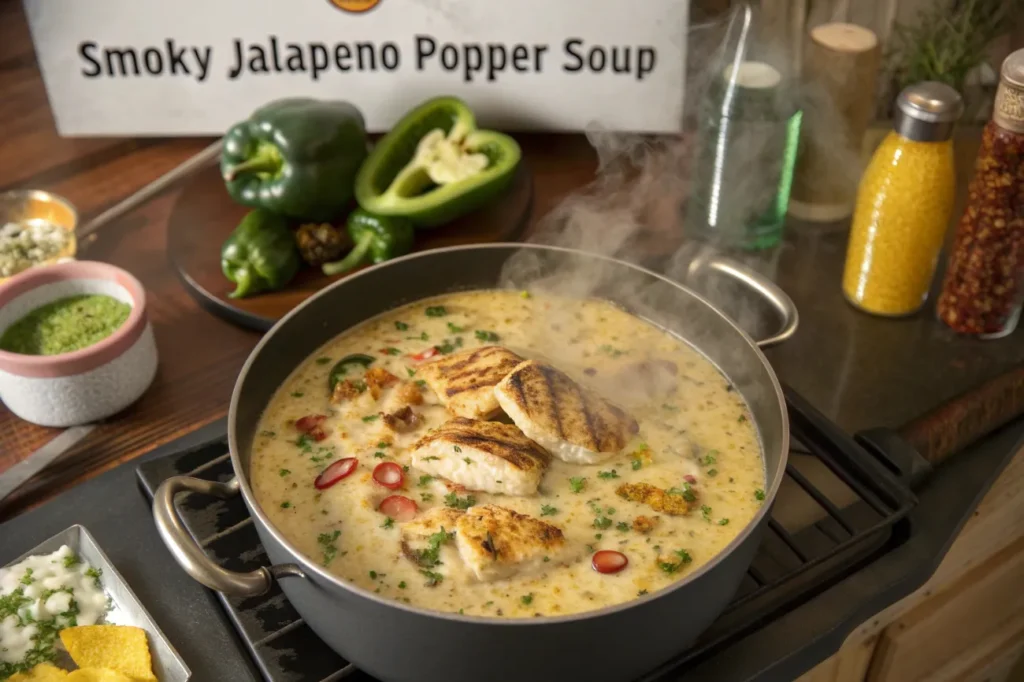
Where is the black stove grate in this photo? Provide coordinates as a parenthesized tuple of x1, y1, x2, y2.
(137, 388, 915, 682)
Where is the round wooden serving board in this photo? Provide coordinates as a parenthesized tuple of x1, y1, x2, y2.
(168, 162, 533, 331)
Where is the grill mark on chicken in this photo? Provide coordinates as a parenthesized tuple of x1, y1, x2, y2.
(413, 417, 550, 472)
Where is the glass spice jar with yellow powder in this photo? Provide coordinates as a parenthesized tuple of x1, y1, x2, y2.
(842, 82, 963, 316)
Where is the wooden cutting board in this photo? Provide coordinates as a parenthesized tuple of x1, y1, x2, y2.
(167, 162, 533, 331)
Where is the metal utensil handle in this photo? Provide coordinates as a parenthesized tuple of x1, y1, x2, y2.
(77, 140, 222, 241)
(687, 253, 800, 349)
(154, 474, 298, 596)
(898, 363, 1024, 466)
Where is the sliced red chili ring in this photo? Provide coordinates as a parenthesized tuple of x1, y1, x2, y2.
(378, 495, 418, 521)
(314, 457, 358, 490)
(592, 550, 629, 574)
(410, 347, 440, 362)
(372, 462, 405, 490)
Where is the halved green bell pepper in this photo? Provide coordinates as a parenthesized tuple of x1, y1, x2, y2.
(221, 98, 369, 222)
(354, 96, 521, 227)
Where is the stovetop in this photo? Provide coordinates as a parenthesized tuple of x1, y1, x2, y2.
(1, 393, 1020, 681)
(134, 388, 916, 682)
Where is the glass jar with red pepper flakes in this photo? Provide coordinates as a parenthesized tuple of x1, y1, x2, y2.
(937, 49, 1024, 339)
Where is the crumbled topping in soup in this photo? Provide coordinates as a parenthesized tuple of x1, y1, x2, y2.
(251, 291, 764, 618)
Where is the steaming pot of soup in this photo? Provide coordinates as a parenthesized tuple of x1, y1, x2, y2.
(155, 244, 795, 682)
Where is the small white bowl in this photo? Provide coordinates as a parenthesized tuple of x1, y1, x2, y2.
(0, 261, 158, 427)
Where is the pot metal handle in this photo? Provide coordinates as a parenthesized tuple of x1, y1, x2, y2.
(686, 253, 799, 349)
(154, 475, 302, 596)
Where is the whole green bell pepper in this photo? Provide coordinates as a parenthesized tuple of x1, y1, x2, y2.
(354, 96, 521, 227)
(221, 98, 369, 222)
(322, 209, 414, 276)
(221, 209, 301, 298)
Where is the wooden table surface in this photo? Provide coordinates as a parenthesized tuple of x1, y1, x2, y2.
(0, 1, 598, 519)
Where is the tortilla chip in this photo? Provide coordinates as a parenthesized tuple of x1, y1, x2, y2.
(65, 670, 134, 682)
(8, 663, 69, 680)
(59, 625, 156, 682)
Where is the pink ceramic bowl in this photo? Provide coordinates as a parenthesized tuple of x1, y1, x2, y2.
(0, 261, 158, 427)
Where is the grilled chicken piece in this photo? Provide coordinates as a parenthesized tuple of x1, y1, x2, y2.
(400, 507, 464, 569)
(419, 346, 525, 419)
(494, 360, 639, 464)
(381, 405, 422, 433)
(365, 367, 400, 399)
(632, 515, 660, 534)
(331, 379, 364, 404)
(454, 505, 574, 582)
(411, 417, 550, 495)
(616, 482, 699, 515)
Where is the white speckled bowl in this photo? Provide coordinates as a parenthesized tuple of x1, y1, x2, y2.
(0, 261, 158, 427)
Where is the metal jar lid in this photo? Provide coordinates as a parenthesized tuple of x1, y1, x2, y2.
(894, 82, 963, 142)
(994, 48, 1024, 133)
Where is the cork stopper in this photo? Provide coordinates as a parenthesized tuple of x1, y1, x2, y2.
(994, 48, 1024, 133)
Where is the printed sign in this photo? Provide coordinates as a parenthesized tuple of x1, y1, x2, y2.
(23, 0, 687, 136)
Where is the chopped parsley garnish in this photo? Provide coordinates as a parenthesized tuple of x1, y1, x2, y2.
(463, 457, 473, 465)
(658, 549, 693, 574)
(20, 569, 34, 586)
(421, 493, 434, 502)
(377, 441, 389, 448)
(435, 340, 457, 354)
(423, 455, 441, 461)
(369, 570, 378, 579)
(402, 465, 410, 472)
(395, 321, 409, 331)
(738, 415, 747, 423)
(62, 554, 81, 568)
(374, 451, 386, 459)
(421, 569, 444, 586)
(600, 344, 625, 358)
(85, 566, 102, 587)
(521, 594, 534, 606)
(290, 391, 304, 398)
(419, 331, 429, 341)
(381, 517, 395, 529)
(593, 516, 613, 530)
(703, 451, 718, 466)
(616, 522, 630, 532)
(453, 445, 462, 453)
(638, 589, 649, 596)
(701, 505, 712, 522)
(382, 347, 401, 356)
(569, 477, 587, 493)
(597, 469, 619, 479)
(631, 459, 643, 471)
(406, 368, 416, 378)
(419, 475, 434, 486)
(475, 330, 500, 342)
(416, 379, 428, 389)
(295, 434, 314, 452)
(425, 306, 447, 317)
(260, 430, 276, 438)
(540, 504, 558, 516)
(280, 501, 292, 509)
(362, 414, 379, 423)
(669, 483, 697, 502)
(707, 468, 718, 477)
(718, 518, 730, 526)
(317, 530, 341, 566)
(444, 492, 476, 510)
(398, 581, 407, 589)
(755, 489, 766, 501)
(447, 322, 465, 333)
(317, 357, 333, 366)
(279, 468, 291, 477)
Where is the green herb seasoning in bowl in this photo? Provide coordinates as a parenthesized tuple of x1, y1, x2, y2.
(0, 294, 132, 356)
(0, 261, 158, 427)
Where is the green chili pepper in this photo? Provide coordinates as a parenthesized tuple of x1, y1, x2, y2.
(354, 96, 521, 227)
(329, 353, 375, 390)
(322, 209, 414, 276)
(220, 210, 301, 299)
(221, 98, 369, 221)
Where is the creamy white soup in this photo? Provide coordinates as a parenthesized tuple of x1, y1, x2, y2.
(251, 290, 765, 618)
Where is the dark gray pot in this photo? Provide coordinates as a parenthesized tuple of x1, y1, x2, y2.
(155, 244, 794, 682)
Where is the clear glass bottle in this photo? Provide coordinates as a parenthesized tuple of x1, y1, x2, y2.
(937, 49, 1024, 339)
(842, 82, 962, 316)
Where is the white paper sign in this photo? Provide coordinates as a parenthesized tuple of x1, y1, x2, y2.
(23, 0, 687, 136)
